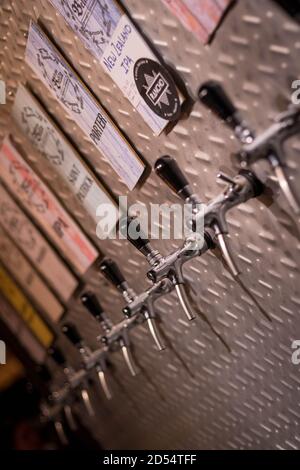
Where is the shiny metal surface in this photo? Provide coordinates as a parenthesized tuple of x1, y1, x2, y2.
(0, 0, 300, 450)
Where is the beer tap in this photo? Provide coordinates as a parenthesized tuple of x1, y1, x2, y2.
(61, 323, 95, 417)
(118, 216, 229, 347)
(119, 215, 201, 322)
(198, 80, 300, 215)
(37, 364, 70, 446)
(99, 258, 166, 351)
(155, 155, 263, 279)
(81, 292, 139, 377)
(155, 155, 271, 323)
(47, 346, 79, 430)
(40, 400, 69, 446)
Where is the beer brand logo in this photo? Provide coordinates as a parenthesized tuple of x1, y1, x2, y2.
(134, 58, 180, 121)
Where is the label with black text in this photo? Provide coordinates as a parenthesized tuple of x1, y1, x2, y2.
(13, 84, 119, 235)
(25, 21, 145, 190)
(49, 0, 184, 135)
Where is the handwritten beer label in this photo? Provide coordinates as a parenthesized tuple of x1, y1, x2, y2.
(48, 0, 183, 135)
(0, 264, 54, 348)
(13, 85, 119, 234)
(0, 183, 78, 302)
(162, 0, 232, 44)
(25, 21, 145, 190)
(0, 297, 46, 363)
(0, 137, 98, 275)
(0, 225, 64, 323)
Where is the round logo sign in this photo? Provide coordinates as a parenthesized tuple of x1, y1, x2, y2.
(134, 58, 181, 122)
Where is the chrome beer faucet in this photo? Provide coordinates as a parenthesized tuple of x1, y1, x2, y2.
(99, 258, 167, 351)
(81, 292, 138, 377)
(119, 215, 203, 322)
(48, 346, 78, 431)
(37, 363, 72, 446)
(61, 323, 96, 416)
(198, 80, 300, 215)
(155, 155, 263, 279)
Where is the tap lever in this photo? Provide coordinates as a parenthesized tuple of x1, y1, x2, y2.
(120, 216, 158, 259)
(97, 367, 112, 400)
(80, 388, 95, 417)
(63, 405, 77, 431)
(99, 258, 126, 291)
(37, 365, 52, 383)
(48, 346, 66, 366)
(271, 161, 300, 215)
(175, 283, 196, 321)
(217, 172, 238, 188)
(155, 155, 194, 201)
(81, 292, 104, 322)
(215, 229, 240, 278)
(54, 420, 69, 446)
(81, 291, 113, 335)
(144, 310, 166, 352)
(62, 323, 83, 349)
(120, 340, 138, 377)
(199, 80, 240, 128)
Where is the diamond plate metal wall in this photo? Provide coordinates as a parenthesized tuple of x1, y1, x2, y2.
(0, 0, 300, 450)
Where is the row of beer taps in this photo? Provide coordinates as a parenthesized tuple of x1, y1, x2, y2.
(40, 82, 300, 443)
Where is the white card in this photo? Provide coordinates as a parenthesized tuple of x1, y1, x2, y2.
(13, 84, 119, 235)
(25, 21, 145, 190)
(49, 0, 183, 135)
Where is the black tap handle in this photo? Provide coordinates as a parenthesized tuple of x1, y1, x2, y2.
(48, 346, 66, 366)
(119, 216, 151, 254)
(62, 323, 82, 348)
(155, 155, 193, 200)
(81, 291, 105, 322)
(36, 365, 52, 383)
(99, 258, 126, 290)
(198, 80, 238, 127)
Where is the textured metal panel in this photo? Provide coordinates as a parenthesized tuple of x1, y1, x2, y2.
(0, 0, 300, 450)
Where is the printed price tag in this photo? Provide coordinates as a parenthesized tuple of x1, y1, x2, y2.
(0, 137, 98, 275)
(0, 183, 78, 302)
(0, 265, 54, 348)
(48, 0, 184, 135)
(0, 225, 64, 323)
(25, 21, 145, 190)
(12, 85, 119, 235)
(0, 296, 47, 364)
(162, 0, 232, 44)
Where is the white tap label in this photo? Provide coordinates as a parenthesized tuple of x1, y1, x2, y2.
(0, 137, 98, 275)
(0, 225, 64, 323)
(25, 21, 145, 190)
(13, 84, 119, 234)
(48, 0, 181, 135)
(0, 296, 47, 364)
(0, 183, 78, 302)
